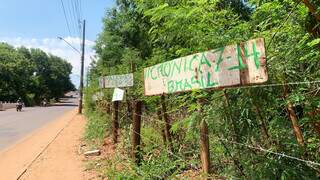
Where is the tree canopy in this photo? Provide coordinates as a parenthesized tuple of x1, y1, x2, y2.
(0, 43, 75, 105)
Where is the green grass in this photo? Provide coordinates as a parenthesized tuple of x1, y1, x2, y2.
(84, 110, 110, 147)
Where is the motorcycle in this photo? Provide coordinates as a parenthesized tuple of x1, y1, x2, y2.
(41, 100, 47, 107)
(16, 103, 22, 112)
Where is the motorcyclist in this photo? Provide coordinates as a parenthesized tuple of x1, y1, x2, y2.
(42, 98, 47, 107)
(16, 98, 23, 111)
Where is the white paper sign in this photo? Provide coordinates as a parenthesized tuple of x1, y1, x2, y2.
(112, 88, 125, 102)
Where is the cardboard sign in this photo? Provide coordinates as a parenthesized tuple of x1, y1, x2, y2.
(99, 73, 133, 88)
(112, 88, 125, 102)
(144, 38, 267, 96)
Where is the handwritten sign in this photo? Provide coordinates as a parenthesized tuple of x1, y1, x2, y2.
(144, 38, 267, 96)
(99, 73, 133, 88)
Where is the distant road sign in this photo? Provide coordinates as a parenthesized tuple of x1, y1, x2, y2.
(144, 38, 267, 96)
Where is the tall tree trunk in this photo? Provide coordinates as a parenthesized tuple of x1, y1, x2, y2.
(283, 85, 305, 146)
(253, 102, 270, 142)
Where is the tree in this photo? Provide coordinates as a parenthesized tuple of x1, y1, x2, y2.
(0, 43, 75, 105)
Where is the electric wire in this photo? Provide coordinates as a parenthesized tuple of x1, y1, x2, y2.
(59, 0, 72, 37)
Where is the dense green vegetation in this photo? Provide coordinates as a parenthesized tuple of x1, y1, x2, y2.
(0, 43, 75, 105)
(85, 0, 320, 178)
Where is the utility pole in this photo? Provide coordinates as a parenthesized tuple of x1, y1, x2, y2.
(79, 19, 85, 114)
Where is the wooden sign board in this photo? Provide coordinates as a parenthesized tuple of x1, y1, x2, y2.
(144, 38, 267, 96)
(99, 73, 134, 88)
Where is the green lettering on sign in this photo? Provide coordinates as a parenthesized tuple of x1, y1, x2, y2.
(206, 72, 218, 87)
(213, 47, 225, 72)
(228, 44, 247, 70)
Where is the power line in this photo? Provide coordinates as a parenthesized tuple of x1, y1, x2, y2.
(78, 0, 83, 22)
(73, 0, 81, 33)
(59, 0, 72, 37)
(70, 0, 81, 37)
(66, 0, 77, 37)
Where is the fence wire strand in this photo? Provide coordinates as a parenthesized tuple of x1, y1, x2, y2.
(110, 107, 320, 169)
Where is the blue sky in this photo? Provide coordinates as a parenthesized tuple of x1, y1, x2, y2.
(0, 0, 115, 87)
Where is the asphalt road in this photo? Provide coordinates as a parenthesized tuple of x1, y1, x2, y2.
(0, 98, 77, 151)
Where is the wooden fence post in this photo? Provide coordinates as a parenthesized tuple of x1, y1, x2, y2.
(161, 95, 173, 151)
(131, 100, 142, 165)
(125, 90, 132, 123)
(198, 99, 210, 174)
(112, 101, 119, 144)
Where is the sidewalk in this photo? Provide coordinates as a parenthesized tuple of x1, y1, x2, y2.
(0, 109, 88, 180)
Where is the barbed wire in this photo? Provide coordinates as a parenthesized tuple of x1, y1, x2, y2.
(96, 79, 320, 104)
(216, 136, 320, 168)
(97, 79, 320, 120)
(108, 107, 320, 169)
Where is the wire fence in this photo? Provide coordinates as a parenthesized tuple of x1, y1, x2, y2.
(90, 78, 320, 178)
(107, 106, 320, 169)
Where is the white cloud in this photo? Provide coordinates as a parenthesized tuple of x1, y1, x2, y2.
(0, 36, 96, 87)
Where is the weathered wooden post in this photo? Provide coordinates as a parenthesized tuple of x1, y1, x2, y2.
(131, 101, 142, 165)
(98, 73, 134, 144)
(126, 90, 133, 123)
(161, 95, 173, 151)
(198, 99, 210, 174)
(112, 101, 119, 144)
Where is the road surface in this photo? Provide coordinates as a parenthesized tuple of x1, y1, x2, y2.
(0, 98, 77, 151)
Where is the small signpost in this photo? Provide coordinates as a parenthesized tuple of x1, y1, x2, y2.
(144, 38, 267, 96)
(143, 38, 268, 173)
(98, 73, 134, 144)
